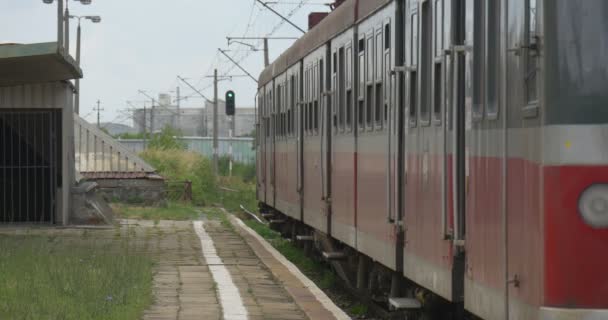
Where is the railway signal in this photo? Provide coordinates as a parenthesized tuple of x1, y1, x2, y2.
(226, 90, 235, 116)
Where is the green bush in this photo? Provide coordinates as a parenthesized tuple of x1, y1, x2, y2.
(140, 149, 218, 206)
(218, 156, 256, 183)
(147, 126, 186, 151)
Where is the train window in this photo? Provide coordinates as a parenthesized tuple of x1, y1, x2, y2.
(277, 85, 282, 137)
(420, 0, 432, 125)
(486, 0, 499, 118)
(333, 52, 338, 132)
(411, 11, 418, 66)
(367, 37, 374, 84)
(384, 22, 391, 124)
(434, 63, 442, 122)
(358, 37, 365, 130)
(409, 72, 417, 126)
(385, 24, 390, 50)
(375, 31, 383, 128)
(291, 75, 296, 135)
(472, 0, 485, 119)
(525, 0, 539, 106)
(435, 0, 443, 57)
(366, 35, 374, 129)
(318, 59, 323, 134)
(339, 47, 345, 131)
(346, 45, 353, 131)
(384, 51, 390, 123)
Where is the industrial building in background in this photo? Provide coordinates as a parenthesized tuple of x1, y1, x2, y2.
(132, 93, 255, 137)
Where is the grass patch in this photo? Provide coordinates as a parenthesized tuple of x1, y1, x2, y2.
(348, 303, 368, 316)
(113, 201, 200, 221)
(243, 219, 336, 290)
(0, 235, 153, 320)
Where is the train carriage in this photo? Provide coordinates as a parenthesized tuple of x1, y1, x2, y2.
(255, 0, 608, 319)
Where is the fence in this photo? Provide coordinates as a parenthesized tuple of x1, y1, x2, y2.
(118, 137, 256, 165)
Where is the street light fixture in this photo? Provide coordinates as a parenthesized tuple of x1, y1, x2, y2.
(68, 14, 101, 114)
(42, 0, 93, 51)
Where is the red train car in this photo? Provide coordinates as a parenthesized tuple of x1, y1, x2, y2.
(256, 0, 608, 319)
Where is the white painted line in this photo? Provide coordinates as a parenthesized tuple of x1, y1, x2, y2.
(232, 216, 351, 320)
(193, 221, 248, 320)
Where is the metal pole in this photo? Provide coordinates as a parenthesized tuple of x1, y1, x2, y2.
(57, 0, 64, 49)
(143, 103, 147, 150)
(264, 37, 270, 67)
(75, 22, 81, 114)
(64, 5, 70, 53)
(176, 86, 181, 130)
(150, 101, 155, 134)
(213, 69, 219, 176)
(96, 99, 101, 128)
(229, 115, 236, 177)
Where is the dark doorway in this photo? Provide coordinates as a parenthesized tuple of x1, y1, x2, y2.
(0, 110, 61, 224)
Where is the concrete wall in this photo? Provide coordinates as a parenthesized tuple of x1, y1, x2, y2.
(0, 81, 75, 225)
(93, 178, 166, 206)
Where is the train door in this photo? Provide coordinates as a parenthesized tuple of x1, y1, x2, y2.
(322, 45, 332, 226)
(505, 0, 543, 318)
(297, 66, 304, 221)
(257, 91, 265, 204)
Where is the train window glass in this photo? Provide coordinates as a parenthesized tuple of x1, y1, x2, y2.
(367, 35, 374, 129)
(411, 12, 419, 66)
(525, 0, 538, 106)
(314, 102, 319, 133)
(385, 50, 390, 123)
(367, 36, 374, 84)
(333, 52, 338, 132)
(339, 47, 345, 131)
(277, 85, 282, 137)
(486, 0, 499, 117)
(359, 37, 366, 130)
(376, 83, 383, 127)
(359, 38, 365, 98)
(434, 63, 443, 122)
(375, 31, 383, 128)
(385, 24, 390, 50)
(409, 71, 418, 125)
(472, 0, 485, 119)
(376, 32, 382, 81)
(366, 85, 373, 128)
(290, 76, 295, 134)
(435, 0, 443, 57)
(346, 45, 353, 131)
(420, 0, 432, 125)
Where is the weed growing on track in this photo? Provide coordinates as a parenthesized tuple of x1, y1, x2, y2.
(0, 235, 153, 320)
(243, 219, 336, 290)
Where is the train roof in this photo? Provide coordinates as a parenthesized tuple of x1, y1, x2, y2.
(258, 0, 390, 88)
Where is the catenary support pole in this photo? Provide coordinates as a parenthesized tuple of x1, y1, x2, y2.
(213, 69, 219, 176)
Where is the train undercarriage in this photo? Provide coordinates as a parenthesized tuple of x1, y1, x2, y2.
(258, 203, 470, 320)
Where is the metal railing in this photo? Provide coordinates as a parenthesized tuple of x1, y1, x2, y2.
(74, 114, 155, 173)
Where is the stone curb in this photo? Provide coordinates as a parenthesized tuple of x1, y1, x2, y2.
(227, 214, 351, 320)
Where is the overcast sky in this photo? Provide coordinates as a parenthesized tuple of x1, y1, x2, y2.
(2, 0, 326, 126)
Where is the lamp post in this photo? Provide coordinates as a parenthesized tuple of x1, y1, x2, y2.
(69, 15, 101, 114)
(42, 0, 92, 51)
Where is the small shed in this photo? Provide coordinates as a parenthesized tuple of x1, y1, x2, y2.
(0, 42, 82, 225)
